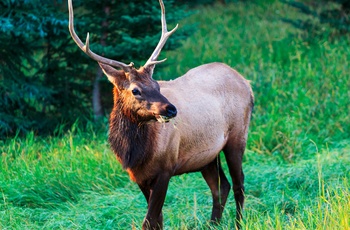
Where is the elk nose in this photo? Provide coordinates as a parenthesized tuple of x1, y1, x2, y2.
(166, 104, 177, 118)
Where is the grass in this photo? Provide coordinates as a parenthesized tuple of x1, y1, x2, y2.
(1, 0, 350, 229)
(1, 128, 349, 229)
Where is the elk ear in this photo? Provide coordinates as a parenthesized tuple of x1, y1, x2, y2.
(98, 63, 127, 87)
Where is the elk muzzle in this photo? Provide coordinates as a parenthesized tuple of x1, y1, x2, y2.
(153, 103, 177, 123)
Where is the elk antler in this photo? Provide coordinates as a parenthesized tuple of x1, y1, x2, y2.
(143, 0, 178, 69)
(68, 0, 133, 72)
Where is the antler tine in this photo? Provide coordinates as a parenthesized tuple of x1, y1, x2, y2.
(68, 0, 133, 71)
(144, 0, 178, 68)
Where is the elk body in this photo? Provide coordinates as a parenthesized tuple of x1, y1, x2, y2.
(68, 0, 254, 229)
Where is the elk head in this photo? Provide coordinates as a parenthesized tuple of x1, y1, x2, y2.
(68, 0, 178, 123)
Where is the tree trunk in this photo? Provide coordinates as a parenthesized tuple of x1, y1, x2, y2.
(92, 5, 111, 121)
(92, 67, 104, 120)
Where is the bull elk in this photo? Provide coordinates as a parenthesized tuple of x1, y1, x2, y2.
(68, 0, 254, 229)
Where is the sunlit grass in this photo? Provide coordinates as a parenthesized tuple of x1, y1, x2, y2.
(1, 127, 349, 229)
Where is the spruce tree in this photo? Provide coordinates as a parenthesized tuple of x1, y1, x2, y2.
(0, 0, 69, 136)
(0, 0, 191, 137)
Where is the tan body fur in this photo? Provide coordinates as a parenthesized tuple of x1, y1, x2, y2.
(128, 63, 253, 184)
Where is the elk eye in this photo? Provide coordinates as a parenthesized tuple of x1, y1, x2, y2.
(132, 88, 141, 96)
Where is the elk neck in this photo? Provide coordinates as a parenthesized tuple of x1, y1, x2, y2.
(108, 87, 158, 170)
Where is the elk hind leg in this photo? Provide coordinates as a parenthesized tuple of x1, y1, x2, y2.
(201, 156, 231, 223)
(223, 137, 246, 229)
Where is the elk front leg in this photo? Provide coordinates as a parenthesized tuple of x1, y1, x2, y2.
(138, 183, 163, 227)
(142, 173, 170, 230)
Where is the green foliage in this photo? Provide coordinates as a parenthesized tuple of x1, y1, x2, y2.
(176, 0, 254, 6)
(0, 0, 96, 136)
(0, 0, 57, 135)
(0, 0, 192, 138)
(78, 0, 192, 66)
(176, 0, 218, 5)
(282, 0, 350, 37)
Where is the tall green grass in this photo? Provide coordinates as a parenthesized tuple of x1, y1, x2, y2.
(1, 0, 349, 229)
(1, 127, 349, 229)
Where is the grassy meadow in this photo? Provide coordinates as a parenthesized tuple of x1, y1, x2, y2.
(1, 0, 350, 229)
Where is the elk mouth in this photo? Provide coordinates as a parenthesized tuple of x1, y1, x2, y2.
(152, 104, 177, 123)
(154, 114, 172, 123)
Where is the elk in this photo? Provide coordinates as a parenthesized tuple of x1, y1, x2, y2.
(68, 0, 254, 229)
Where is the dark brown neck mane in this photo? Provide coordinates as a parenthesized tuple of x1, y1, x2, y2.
(108, 89, 157, 169)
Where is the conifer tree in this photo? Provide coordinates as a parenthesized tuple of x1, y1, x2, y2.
(0, 0, 191, 137)
(0, 0, 70, 136)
